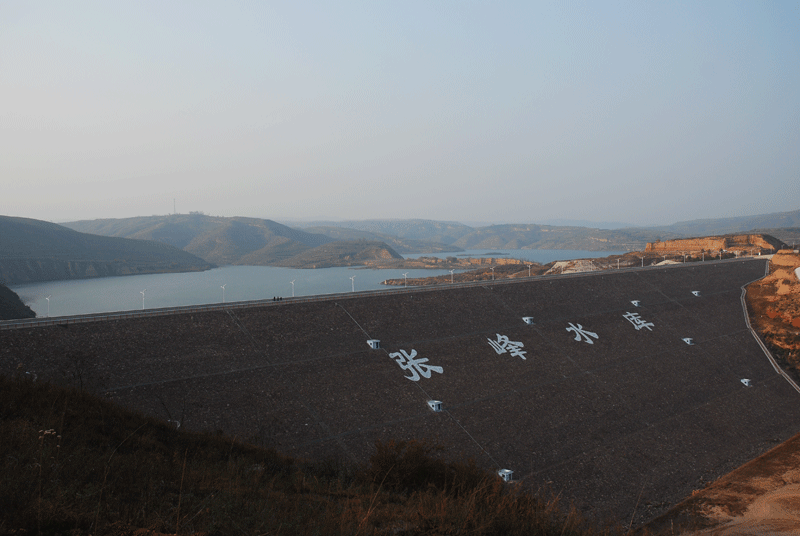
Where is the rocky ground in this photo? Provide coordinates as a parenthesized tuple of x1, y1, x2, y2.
(746, 250, 800, 377)
(643, 250, 800, 536)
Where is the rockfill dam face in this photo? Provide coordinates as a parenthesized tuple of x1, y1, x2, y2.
(3, 258, 799, 525)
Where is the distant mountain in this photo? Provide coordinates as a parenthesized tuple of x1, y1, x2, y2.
(65, 214, 334, 265)
(534, 219, 636, 230)
(451, 224, 658, 251)
(0, 216, 214, 284)
(297, 219, 474, 245)
(301, 225, 459, 253)
(649, 209, 800, 236)
(62, 209, 800, 268)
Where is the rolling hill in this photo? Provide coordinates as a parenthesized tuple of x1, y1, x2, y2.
(0, 216, 214, 284)
(65, 214, 335, 265)
(299, 218, 475, 244)
(300, 224, 459, 253)
(62, 209, 800, 269)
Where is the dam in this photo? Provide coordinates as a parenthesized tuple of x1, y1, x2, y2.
(2, 257, 799, 524)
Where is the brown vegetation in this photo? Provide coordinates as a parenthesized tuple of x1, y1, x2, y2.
(0, 374, 626, 535)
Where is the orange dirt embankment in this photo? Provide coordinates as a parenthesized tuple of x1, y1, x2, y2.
(645, 431, 800, 536)
(747, 250, 800, 375)
(645, 234, 782, 254)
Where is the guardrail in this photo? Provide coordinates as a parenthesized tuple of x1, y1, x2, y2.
(1, 256, 769, 331)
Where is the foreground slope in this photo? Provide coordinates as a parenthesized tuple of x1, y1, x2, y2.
(0, 216, 214, 284)
(1, 375, 624, 536)
(3, 258, 799, 527)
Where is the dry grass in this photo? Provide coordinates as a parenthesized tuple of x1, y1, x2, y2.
(1, 374, 637, 535)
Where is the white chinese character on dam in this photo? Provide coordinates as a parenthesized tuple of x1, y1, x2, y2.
(623, 311, 654, 331)
(566, 323, 599, 344)
(389, 349, 443, 382)
(487, 334, 527, 360)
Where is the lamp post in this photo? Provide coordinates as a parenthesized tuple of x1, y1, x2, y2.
(140, 289, 146, 310)
(45, 295, 51, 317)
(402, 273, 408, 287)
(290, 280, 295, 297)
(221, 284, 226, 303)
(449, 269, 454, 284)
(350, 275, 356, 292)
(640, 256, 644, 267)
(527, 263, 532, 277)
(490, 266, 495, 281)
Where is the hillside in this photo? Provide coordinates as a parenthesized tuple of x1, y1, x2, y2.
(0, 283, 35, 320)
(64, 214, 334, 265)
(299, 218, 475, 244)
(272, 240, 404, 268)
(301, 224, 460, 253)
(0, 216, 214, 284)
(450, 223, 657, 251)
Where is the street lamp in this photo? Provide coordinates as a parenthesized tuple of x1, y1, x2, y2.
(290, 280, 295, 297)
(221, 284, 226, 303)
(45, 295, 51, 317)
(527, 263, 532, 277)
(449, 269, 454, 283)
(640, 256, 644, 267)
(490, 266, 495, 281)
(350, 275, 356, 292)
(402, 273, 408, 287)
(140, 289, 146, 310)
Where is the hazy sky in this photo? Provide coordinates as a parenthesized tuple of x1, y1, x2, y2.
(2, 1, 799, 227)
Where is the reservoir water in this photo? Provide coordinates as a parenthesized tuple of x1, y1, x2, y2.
(11, 249, 624, 318)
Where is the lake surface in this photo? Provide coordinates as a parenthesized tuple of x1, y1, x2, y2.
(11, 249, 623, 318)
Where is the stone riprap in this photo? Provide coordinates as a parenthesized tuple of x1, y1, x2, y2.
(2, 258, 799, 526)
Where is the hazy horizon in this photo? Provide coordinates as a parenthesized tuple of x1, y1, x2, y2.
(2, 2, 799, 226)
